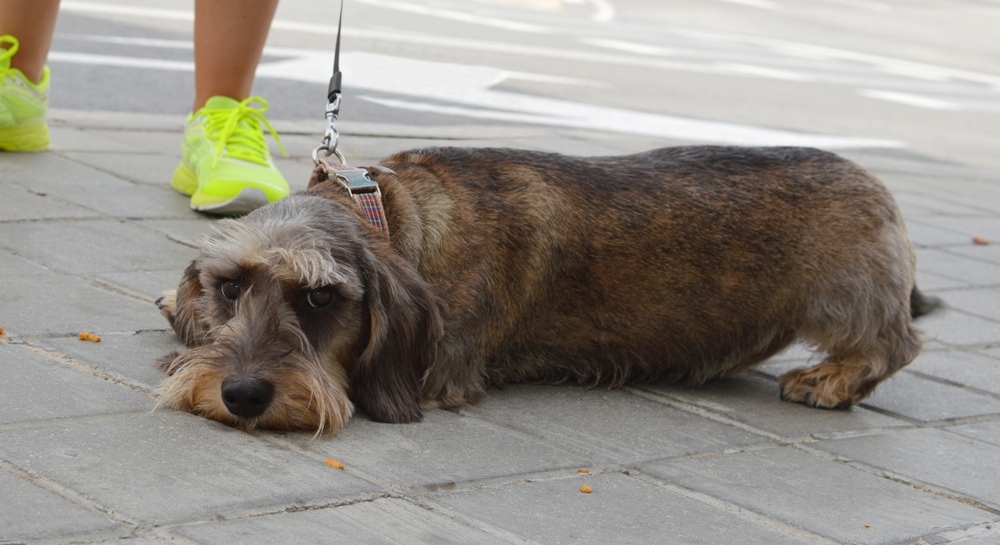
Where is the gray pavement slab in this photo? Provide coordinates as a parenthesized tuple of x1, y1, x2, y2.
(911, 308, 1000, 348)
(642, 446, 998, 545)
(637, 374, 908, 439)
(0, 470, 126, 543)
(817, 428, 1000, 509)
(431, 472, 816, 545)
(295, 408, 590, 489)
(908, 349, 1000, 398)
(457, 385, 766, 465)
(36, 330, 183, 391)
(915, 248, 1000, 287)
(947, 420, 1000, 449)
(0, 180, 100, 221)
(0, 412, 378, 526)
(169, 497, 518, 545)
(0, 273, 166, 337)
(0, 343, 151, 425)
(0, 219, 198, 274)
(859, 371, 1000, 423)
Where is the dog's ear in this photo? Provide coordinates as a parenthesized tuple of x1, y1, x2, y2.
(166, 261, 210, 348)
(352, 249, 443, 424)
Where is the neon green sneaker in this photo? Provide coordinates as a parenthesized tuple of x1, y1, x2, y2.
(171, 95, 289, 215)
(0, 35, 50, 152)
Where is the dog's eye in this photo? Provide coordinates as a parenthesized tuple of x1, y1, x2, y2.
(220, 280, 241, 301)
(306, 288, 334, 308)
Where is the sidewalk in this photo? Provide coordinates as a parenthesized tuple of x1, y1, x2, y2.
(1, 109, 1000, 545)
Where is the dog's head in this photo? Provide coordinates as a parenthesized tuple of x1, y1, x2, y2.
(157, 194, 443, 435)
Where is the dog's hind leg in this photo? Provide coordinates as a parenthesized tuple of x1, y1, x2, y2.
(778, 314, 923, 409)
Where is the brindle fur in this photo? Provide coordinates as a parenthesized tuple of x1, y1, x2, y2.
(157, 146, 937, 435)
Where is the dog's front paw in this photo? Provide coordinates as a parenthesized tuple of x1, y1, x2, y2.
(156, 290, 177, 325)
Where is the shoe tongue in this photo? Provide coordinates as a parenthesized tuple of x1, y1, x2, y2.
(203, 96, 242, 110)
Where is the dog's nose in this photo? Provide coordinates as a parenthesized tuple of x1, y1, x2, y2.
(221, 378, 275, 418)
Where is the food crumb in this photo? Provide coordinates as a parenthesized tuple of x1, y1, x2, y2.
(577, 468, 590, 474)
(0, 326, 5, 336)
(325, 458, 345, 470)
(864, 524, 871, 529)
(580, 484, 592, 494)
(78, 332, 101, 342)
(973, 235, 989, 245)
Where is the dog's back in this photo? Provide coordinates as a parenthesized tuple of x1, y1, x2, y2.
(376, 146, 921, 409)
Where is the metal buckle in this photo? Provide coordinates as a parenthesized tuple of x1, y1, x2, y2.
(334, 168, 381, 196)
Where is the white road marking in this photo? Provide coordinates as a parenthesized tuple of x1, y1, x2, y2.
(586, 0, 617, 22)
(259, 51, 902, 149)
(48, 51, 192, 71)
(352, 0, 552, 33)
(715, 0, 779, 10)
(859, 90, 962, 110)
(581, 37, 676, 56)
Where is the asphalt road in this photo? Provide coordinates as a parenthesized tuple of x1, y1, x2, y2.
(48, 0, 1000, 168)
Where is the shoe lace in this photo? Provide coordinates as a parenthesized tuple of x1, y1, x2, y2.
(202, 96, 287, 166)
(0, 35, 19, 78)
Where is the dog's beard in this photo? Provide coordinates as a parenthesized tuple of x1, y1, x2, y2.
(155, 345, 354, 437)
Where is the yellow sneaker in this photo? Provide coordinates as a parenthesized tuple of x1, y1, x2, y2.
(171, 95, 290, 215)
(0, 35, 50, 152)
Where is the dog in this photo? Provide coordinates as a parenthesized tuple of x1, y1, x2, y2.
(156, 145, 939, 436)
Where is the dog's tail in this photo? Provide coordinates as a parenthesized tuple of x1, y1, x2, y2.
(910, 285, 943, 318)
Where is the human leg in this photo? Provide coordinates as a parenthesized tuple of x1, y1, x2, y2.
(172, 0, 288, 215)
(0, 0, 59, 151)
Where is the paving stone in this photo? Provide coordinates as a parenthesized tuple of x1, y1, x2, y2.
(0, 412, 377, 525)
(138, 218, 217, 248)
(641, 375, 907, 439)
(915, 248, 1000, 287)
(0, 180, 99, 221)
(818, 428, 1000, 508)
(907, 221, 979, 248)
(919, 524, 1000, 545)
(0, 344, 152, 425)
(0, 247, 50, 276)
(0, 152, 194, 218)
(916, 308, 1000, 347)
(60, 151, 192, 186)
(302, 409, 588, 488)
(433, 472, 813, 545)
(457, 385, 764, 465)
(0, 272, 167, 336)
(892, 190, 994, 218)
(37, 330, 182, 391)
(944, 244, 1000, 267)
(0, 470, 124, 542)
(908, 350, 1000, 397)
(931, 288, 1000, 322)
(861, 371, 1000, 423)
(947, 421, 1000, 449)
(49, 125, 165, 153)
(916, 269, 973, 291)
(916, 217, 1000, 242)
(93, 268, 191, 303)
(642, 445, 996, 545)
(0, 219, 198, 274)
(169, 497, 516, 545)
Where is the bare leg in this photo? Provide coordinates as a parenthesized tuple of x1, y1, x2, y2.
(192, 0, 279, 111)
(0, 0, 60, 84)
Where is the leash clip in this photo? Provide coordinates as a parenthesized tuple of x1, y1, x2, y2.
(313, 0, 347, 165)
(313, 92, 345, 164)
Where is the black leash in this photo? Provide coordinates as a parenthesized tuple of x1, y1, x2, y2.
(314, 0, 346, 164)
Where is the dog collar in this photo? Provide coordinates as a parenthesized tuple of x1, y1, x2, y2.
(317, 158, 391, 238)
